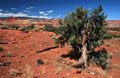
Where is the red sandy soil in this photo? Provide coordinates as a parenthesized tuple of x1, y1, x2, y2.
(0, 29, 120, 78)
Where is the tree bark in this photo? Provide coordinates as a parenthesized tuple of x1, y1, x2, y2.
(81, 43, 88, 68)
(77, 34, 88, 68)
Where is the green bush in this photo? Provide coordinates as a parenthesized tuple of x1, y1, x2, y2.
(19, 25, 35, 32)
(0, 25, 35, 32)
(52, 6, 111, 69)
(112, 35, 120, 38)
(88, 48, 112, 69)
(0, 25, 20, 30)
(0, 25, 10, 29)
(25, 25, 35, 30)
(44, 24, 57, 32)
(0, 47, 4, 52)
(103, 33, 112, 39)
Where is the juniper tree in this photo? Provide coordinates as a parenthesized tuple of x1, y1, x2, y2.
(54, 6, 109, 68)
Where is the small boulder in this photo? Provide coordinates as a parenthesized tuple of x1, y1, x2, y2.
(36, 59, 44, 66)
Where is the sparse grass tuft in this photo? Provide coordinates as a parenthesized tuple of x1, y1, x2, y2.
(23, 64, 33, 78)
(6, 51, 12, 57)
(113, 64, 120, 69)
(9, 68, 22, 76)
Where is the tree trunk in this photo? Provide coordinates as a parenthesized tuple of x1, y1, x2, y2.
(76, 43, 88, 68)
(81, 43, 88, 68)
(77, 34, 88, 68)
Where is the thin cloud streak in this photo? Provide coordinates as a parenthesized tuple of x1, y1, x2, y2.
(0, 12, 51, 19)
(26, 6, 34, 10)
(47, 10, 54, 13)
(39, 11, 45, 14)
(23, 10, 31, 13)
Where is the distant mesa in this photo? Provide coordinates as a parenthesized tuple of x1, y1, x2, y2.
(0, 16, 59, 27)
(106, 20, 120, 27)
(0, 16, 120, 27)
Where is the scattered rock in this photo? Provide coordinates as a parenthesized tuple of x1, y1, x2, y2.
(36, 59, 44, 66)
(4, 61, 11, 66)
(89, 71, 96, 75)
(0, 61, 11, 66)
(0, 61, 4, 66)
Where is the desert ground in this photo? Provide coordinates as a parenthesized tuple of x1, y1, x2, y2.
(0, 18, 120, 78)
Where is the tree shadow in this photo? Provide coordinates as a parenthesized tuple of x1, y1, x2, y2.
(61, 50, 82, 60)
(60, 48, 111, 69)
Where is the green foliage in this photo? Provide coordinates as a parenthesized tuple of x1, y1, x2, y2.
(44, 24, 57, 32)
(26, 24, 35, 30)
(53, 6, 110, 69)
(0, 25, 20, 30)
(88, 49, 112, 69)
(0, 47, 4, 52)
(112, 35, 120, 38)
(0, 24, 35, 32)
(54, 6, 107, 49)
(19, 24, 35, 32)
(103, 33, 112, 39)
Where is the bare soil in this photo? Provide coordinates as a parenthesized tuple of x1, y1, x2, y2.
(0, 29, 120, 78)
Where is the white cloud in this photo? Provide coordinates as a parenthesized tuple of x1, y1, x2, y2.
(39, 16, 50, 19)
(29, 15, 50, 19)
(0, 12, 28, 17)
(57, 15, 61, 18)
(0, 9, 3, 12)
(23, 10, 31, 13)
(30, 6, 34, 9)
(29, 16, 38, 18)
(26, 6, 34, 10)
(11, 8, 16, 10)
(39, 11, 45, 14)
(39, 10, 54, 16)
(47, 10, 54, 13)
(14, 13, 28, 17)
(43, 13, 48, 16)
(0, 12, 51, 19)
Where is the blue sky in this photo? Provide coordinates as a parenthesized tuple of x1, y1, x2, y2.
(0, 0, 119, 20)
